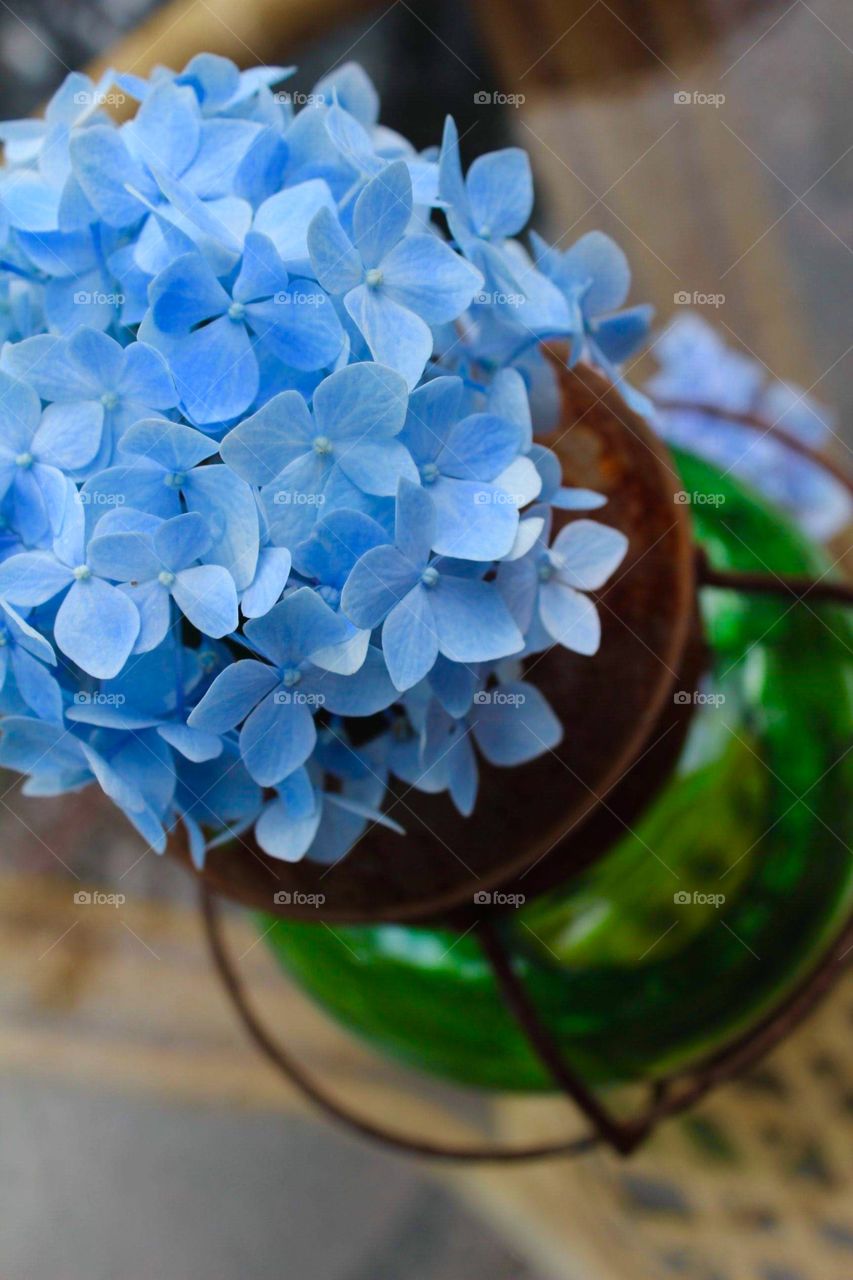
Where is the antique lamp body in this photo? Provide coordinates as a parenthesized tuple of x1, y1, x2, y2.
(261, 449, 853, 1092)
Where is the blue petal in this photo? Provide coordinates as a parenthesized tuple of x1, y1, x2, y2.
(244, 586, 348, 668)
(344, 285, 432, 390)
(149, 252, 230, 333)
(313, 361, 409, 441)
(466, 149, 533, 239)
(471, 681, 562, 765)
(121, 418, 218, 471)
(87, 531, 160, 582)
(188, 658, 279, 733)
(183, 464, 259, 591)
(395, 478, 435, 566)
(240, 547, 292, 618)
(352, 160, 412, 267)
(550, 519, 628, 590)
(307, 206, 362, 294)
(538, 578, 601, 655)
(380, 234, 482, 324)
(430, 477, 518, 560)
(54, 577, 140, 678)
(382, 587, 438, 691)
(340, 543, 419, 630)
(154, 511, 211, 571)
(246, 286, 343, 372)
(430, 577, 523, 662)
(240, 691, 316, 787)
(253, 179, 337, 270)
(307, 644, 398, 712)
(221, 390, 314, 486)
(172, 564, 238, 637)
(336, 439, 418, 497)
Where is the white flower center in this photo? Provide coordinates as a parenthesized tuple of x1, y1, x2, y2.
(365, 268, 383, 288)
(420, 463, 439, 485)
(100, 391, 119, 411)
(421, 566, 439, 588)
(73, 565, 91, 581)
(227, 302, 246, 322)
(282, 666, 302, 688)
(158, 570, 175, 587)
(15, 452, 33, 468)
(313, 435, 333, 455)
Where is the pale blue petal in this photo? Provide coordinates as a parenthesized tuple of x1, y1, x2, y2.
(352, 160, 412, 267)
(221, 390, 314, 486)
(0, 551, 73, 606)
(149, 252, 230, 333)
(154, 511, 211, 571)
(431, 577, 523, 662)
(307, 206, 362, 294)
(55, 577, 140, 678)
(313, 360, 409, 441)
(466, 149, 533, 239)
(472, 681, 562, 765)
(308, 644, 398, 712)
(183, 464, 259, 592)
(380, 234, 482, 324)
(336, 439, 418, 496)
(241, 547, 291, 617)
(381, 588, 438, 691)
(172, 564, 238, 637)
(253, 179, 336, 269)
(550, 519, 628, 590)
(344, 285, 432, 390)
(340, 544, 419, 629)
(538, 578, 601, 655)
(241, 691, 316, 787)
(188, 658, 279, 733)
(430, 477, 518, 560)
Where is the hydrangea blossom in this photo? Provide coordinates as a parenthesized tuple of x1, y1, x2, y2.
(0, 57, 647, 869)
(646, 315, 852, 542)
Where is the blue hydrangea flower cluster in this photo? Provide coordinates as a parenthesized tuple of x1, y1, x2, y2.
(0, 57, 642, 867)
(648, 316, 851, 542)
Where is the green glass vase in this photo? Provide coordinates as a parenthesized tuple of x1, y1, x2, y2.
(261, 450, 852, 1092)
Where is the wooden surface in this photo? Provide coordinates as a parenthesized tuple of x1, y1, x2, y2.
(3, 867, 851, 1280)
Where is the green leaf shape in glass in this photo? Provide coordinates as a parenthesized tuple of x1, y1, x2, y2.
(261, 450, 853, 1091)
